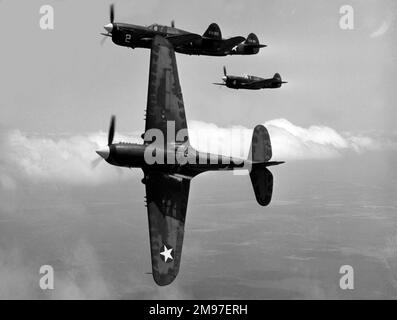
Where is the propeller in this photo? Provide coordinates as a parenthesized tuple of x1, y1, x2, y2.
(100, 4, 115, 45)
(100, 36, 108, 46)
(171, 20, 175, 28)
(108, 115, 116, 146)
(110, 3, 115, 23)
(92, 115, 116, 168)
(91, 156, 102, 169)
(221, 66, 227, 83)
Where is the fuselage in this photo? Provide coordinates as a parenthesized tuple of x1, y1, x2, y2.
(225, 75, 282, 90)
(109, 23, 246, 56)
(174, 37, 239, 56)
(102, 142, 252, 175)
(111, 23, 188, 49)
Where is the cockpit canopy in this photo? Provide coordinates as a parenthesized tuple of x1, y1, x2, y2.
(148, 23, 168, 33)
(244, 74, 261, 81)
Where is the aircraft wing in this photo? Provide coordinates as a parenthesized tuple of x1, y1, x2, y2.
(144, 171, 191, 286)
(166, 33, 201, 47)
(219, 36, 246, 51)
(145, 36, 189, 143)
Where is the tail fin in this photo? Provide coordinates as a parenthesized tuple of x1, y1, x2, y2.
(246, 33, 266, 47)
(248, 125, 272, 162)
(245, 33, 260, 54)
(246, 33, 259, 45)
(273, 73, 287, 86)
(273, 73, 281, 81)
(203, 23, 222, 40)
(232, 33, 266, 55)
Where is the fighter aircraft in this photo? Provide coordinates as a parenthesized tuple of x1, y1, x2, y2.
(101, 4, 266, 56)
(95, 36, 283, 286)
(214, 66, 288, 90)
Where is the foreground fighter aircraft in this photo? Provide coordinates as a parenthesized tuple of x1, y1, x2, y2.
(101, 4, 266, 56)
(214, 66, 287, 90)
(96, 36, 283, 286)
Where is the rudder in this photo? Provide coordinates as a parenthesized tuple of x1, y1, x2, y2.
(245, 33, 260, 54)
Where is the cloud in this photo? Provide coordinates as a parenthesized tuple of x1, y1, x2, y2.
(50, 241, 113, 299)
(0, 241, 113, 299)
(0, 247, 36, 299)
(265, 119, 349, 160)
(0, 129, 141, 187)
(189, 118, 397, 161)
(0, 119, 396, 188)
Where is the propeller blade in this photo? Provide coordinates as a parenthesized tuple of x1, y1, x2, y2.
(91, 156, 103, 169)
(223, 66, 227, 76)
(108, 115, 115, 146)
(110, 4, 115, 23)
(171, 20, 175, 28)
(100, 36, 108, 46)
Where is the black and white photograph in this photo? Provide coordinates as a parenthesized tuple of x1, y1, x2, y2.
(0, 0, 396, 307)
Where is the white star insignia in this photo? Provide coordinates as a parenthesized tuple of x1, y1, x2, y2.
(160, 244, 173, 263)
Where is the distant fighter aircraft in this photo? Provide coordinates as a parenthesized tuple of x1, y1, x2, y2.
(101, 4, 266, 56)
(95, 36, 283, 286)
(214, 66, 287, 90)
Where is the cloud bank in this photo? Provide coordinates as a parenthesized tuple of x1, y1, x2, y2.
(0, 241, 112, 299)
(0, 119, 396, 187)
(189, 118, 397, 160)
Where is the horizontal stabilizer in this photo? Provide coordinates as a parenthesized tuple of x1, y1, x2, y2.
(242, 43, 267, 48)
(265, 161, 285, 167)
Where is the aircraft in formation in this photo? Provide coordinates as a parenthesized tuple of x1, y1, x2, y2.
(101, 4, 266, 56)
(96, 36, 284, 286)
(214, 66, 288, 90)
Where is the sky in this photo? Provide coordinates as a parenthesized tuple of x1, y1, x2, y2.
(0, 0, 397, 299)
